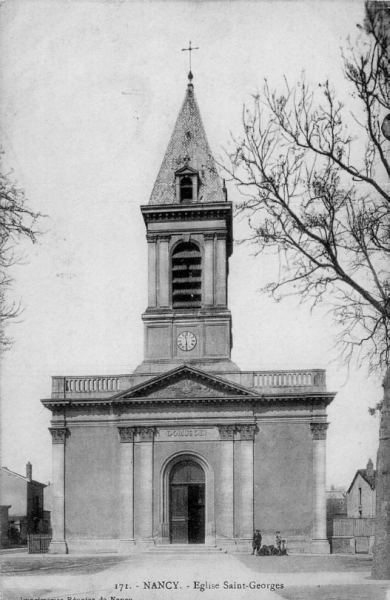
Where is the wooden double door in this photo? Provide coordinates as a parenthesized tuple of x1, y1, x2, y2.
(169, 461, 205, 544)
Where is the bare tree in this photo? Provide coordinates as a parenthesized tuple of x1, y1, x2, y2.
(0, 152, 42, 349)
(224, 1, 389, 578)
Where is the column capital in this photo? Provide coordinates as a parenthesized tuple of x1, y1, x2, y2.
(215, 232, 227, 241)
(310, 422, 329, 440)
(158, 235, 171, 243)
(236, 424, 257, 441)
(49, 427, 69, 444)
(204, 233, 215, 241)
(146, 233, 157, 243)
(135, 426, 156, 441)
(118, 426, 136, 443)
(218, 424, 236, 440)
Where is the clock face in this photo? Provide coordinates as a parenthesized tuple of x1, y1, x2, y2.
(177, 331, 197, 352)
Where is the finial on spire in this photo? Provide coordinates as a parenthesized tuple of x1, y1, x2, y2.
(182, 41, 199, 83)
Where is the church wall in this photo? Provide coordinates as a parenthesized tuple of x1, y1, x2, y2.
(117, 402, 253, 422)
(253, 420, 313, 543)
(64, 425, 120, 541)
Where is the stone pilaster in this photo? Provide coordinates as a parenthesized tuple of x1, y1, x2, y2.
(215, 233, 227, 305)
(204, 233, 214, 306)
(134, 426, 155, 546)
(146, 234, 157, 308)
(310, 422, 330, 553)
(158, 236, 170, 307)
(234, 424, 256, 550)
(48, 427, 68, 554)
(217, 425, 235, 547)
(118, 427, 135, 553)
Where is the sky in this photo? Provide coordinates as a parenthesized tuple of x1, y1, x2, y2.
(0, 0, 383, 489)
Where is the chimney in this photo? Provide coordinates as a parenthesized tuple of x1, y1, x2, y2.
(222, 179, 228, 201)
(26, 462, 32, 481)
(366, 458, 374, 477)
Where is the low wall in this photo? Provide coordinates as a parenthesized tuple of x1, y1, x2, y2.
(330, 518, 375, 554)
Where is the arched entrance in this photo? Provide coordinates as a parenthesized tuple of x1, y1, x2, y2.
(169, 459, 205, 544)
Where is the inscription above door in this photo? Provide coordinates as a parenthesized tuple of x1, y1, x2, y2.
(157, 427, 217, 441)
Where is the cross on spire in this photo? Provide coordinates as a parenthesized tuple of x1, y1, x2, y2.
(181, 41, 199, 82)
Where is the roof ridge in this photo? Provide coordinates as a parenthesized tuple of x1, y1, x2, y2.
(347, 468, 377, 493)
(1, 466, 28, 480)
(1, 465, 47, 486)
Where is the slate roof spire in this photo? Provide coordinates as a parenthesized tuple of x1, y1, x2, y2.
(149, 79, 225, 205)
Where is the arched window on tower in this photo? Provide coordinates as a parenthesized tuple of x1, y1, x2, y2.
(172, 242, 201, 308)
(180, 176, 193, 202)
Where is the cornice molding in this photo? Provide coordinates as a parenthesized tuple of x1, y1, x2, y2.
(42, 392, 335, 412)
(140, 203, 233, 226)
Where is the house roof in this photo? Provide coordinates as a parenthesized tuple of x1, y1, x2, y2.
(347, 468, 377, 493)
(149, 81, 225, 205)
(1, 466, 46, 488)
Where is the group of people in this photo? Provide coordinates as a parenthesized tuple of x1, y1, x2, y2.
(251, 529, 285, 556)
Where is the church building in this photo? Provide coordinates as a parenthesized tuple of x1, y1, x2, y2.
(42, 73, 335, 554)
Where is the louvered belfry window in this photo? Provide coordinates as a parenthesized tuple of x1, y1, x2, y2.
(172, 242, 202, 308)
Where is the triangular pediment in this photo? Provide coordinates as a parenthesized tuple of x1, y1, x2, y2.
(114, 365, 256, 401)
(175, 165, 198, 176)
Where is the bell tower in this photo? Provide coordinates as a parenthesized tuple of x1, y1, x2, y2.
(135, 77, 238, 374)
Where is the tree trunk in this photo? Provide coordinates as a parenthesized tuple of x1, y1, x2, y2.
(372, 368, 390, 579)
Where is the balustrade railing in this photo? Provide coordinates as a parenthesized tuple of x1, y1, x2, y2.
(51, 375, 121, 397)
(66, 377, 119, 393)
(51, 368, 326, 398)
(252, 370, 322, 388)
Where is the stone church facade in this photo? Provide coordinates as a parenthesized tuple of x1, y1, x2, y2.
(43, 77, 335, 554)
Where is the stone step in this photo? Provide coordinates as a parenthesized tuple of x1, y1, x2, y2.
(144, 545, 225, 554)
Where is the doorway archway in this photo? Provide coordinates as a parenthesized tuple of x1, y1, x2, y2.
(169, 459, 205, 544)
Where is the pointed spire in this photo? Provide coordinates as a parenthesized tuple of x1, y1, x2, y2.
(149, 83, 225, 205)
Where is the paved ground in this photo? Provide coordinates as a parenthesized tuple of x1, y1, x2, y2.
(1, 551, 389, 600)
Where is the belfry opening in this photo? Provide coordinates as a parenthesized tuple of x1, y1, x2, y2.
(172, 241, 202, 308)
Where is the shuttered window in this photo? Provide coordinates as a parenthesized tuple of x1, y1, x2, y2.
(172, 242, 201, 308)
